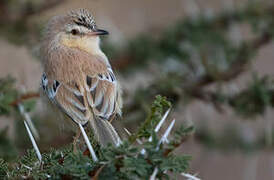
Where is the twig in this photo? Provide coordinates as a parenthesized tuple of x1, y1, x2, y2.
(180, 30, 273, 114)
(185, 31, 272, 89)
(10, 92, 40, 106)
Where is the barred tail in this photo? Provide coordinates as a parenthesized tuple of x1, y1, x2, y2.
(89, 116, 121, 146)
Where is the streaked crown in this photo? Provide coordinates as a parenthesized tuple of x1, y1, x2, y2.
(69, 9, 96, 30)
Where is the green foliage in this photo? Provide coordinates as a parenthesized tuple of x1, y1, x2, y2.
(1, 1, 274, 179)
(4, 138, 190, 179)
(1, 96, 193, 179)
(170, 125, 195, 147)
(0, 159, 8, 179)
(130, 95, 171, 141)
(160, 155, 191, 173)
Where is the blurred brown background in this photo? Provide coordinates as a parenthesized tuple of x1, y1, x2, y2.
(1, 0, 274, 179)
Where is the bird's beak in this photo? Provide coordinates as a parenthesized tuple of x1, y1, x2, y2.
(88, 29, 109, 36)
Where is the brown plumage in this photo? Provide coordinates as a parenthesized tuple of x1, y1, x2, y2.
(41, 9, 122, 146)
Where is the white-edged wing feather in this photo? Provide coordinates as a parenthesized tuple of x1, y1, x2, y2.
(41, 67, 120, 125)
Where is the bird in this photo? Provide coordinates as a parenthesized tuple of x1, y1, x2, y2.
(40, 9, 122, 148)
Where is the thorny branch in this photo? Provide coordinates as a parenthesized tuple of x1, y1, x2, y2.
(183, 31, 272, 90)
(184, 30, 273, 111)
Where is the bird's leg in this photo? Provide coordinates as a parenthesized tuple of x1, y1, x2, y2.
(73, 128, 81, 153)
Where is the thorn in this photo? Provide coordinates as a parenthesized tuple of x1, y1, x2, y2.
(157, 119, 176, 150)
(23, 120, 42, 162)
(124, 128, 131, 135)
(25, 113, 40, 140)
(18, 104, 40, 139)
(181, 173, 201, 180)
(149, 108, 171, 142)
(155, 108, 171, 132)
(19, 104, 42, 162)
(149, 167, 159, 180)
(22, 164, 32, 170)
(142, 109, 172, 155)
(78, 123, 98, 162)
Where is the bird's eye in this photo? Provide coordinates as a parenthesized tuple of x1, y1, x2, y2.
(71, 29, 79, 35)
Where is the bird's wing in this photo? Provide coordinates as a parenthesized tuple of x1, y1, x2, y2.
(82, 55, 121, 120)
(84, 66, 119, 120)
(41, 56, 121, 125)
(41, 72, 92, 125)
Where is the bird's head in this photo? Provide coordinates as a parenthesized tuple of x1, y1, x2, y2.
(45, 9, 108, 55)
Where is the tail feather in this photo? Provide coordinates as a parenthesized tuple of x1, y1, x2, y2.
(89, 116, 121, 146)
